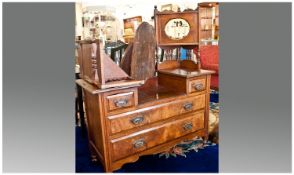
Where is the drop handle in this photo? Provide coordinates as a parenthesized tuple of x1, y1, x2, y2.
(114, 99, 128, 107)
(183, 122, 193, 131)
(183, 102, 193, 111)
(133, 139, 145, 149)
(130, 115, 144, 125)
(194, 83, 204, 91)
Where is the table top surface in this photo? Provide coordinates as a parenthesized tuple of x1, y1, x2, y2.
(158, 68, 215, 78)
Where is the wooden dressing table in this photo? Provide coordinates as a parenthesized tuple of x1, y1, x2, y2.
(77, 65, 213, 172)
(76, 7, 215, 172)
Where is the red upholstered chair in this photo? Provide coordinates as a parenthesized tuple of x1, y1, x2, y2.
(199, 45, 219, 90)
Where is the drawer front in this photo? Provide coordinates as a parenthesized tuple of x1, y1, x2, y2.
(188, 78, 207, 93)
(106, 91, 136, 113)
(111, 111, 205, 161)
(108, 94, 206, 134)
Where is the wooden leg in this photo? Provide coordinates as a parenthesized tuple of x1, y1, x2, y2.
(204, 133, 209, 141)
(76, 73, 86, 137)
(75, 97, 79, 126)
(104, 167, 113, 173)
(77, 84, 86, 137)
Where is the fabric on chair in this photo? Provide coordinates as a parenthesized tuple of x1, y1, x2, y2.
(199, 45, 219, 89)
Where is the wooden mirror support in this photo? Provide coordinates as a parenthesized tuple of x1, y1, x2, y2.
(153, 6, 214, 93)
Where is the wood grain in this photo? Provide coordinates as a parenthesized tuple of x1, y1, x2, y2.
(120, 43, 133, 75)
(110, 111, 205, 161)
(78, 59, 215, 172)
(108, 94, 206, 134)
(188, 78, 207, 93)
(155, 10, 199, 47)
(130, 22, 156, 80)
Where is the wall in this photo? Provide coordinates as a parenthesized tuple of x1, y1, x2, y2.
(76, 0, 202, 40)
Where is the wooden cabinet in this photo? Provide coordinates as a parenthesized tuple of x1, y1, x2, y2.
(77, 67, 214, 172)
(198, 2, 219, 45)
(123, 16, 142, 44)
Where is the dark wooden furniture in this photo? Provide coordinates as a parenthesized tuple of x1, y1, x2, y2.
(76, 48, 214, 172)
(76, 40, 144, 89)
(198, 2, 219, 45)
(77, 64, 213, 172)
(121, 22, 157, 81)
(123, 16, 142, 44)
(76, 7, 214, 171)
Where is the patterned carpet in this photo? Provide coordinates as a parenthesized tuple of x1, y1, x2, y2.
(158, 101, 219, 158)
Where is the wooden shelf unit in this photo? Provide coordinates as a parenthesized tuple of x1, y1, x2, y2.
(198, 2, 219, 45)
(123, 16, 142, 43)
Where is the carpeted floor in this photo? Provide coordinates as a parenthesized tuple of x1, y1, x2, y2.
(76, 127, 218, 173)
(76, 91, 219, 173)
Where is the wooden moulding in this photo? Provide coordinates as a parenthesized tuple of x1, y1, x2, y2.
(76, 79, 142, 95)
(157, 60, 200, 71)
(77, 39, 144, 90)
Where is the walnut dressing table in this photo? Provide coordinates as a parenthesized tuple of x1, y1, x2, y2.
(76, 6, 215, 172)
(77, 66, 214, 172)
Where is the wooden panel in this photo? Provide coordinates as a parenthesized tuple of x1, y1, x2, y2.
(137, 77, 186, 105)
(157, 60, 180, 70)
(83, 91, 105, 161)
(180, 60, 200, 70)
(108, 94, 206, 134)
(120, 43, 133, 75)
(110, 111, 205, 161)
(130, 22, 156, 81)
(155, 11, 199, 46)
(79, 43, 92, 80)
(158, 72, 187, 93)
(188, 78, 207, 93)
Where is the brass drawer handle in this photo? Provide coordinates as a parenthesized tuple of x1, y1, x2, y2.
(183, 102, 193, 111)
(194, 83, 204, 91)
(130, 115, 144, 125)
(114, 99, 128, 108)
(133, 139, 145, 149)
(183, 122, 193, 131)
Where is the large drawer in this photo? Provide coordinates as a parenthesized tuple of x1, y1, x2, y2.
(110, 111, 205, 161)
(108, 94, 206, 134)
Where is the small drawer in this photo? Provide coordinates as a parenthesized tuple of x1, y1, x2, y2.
(110, 111, 205, 161)
(105, 90, 137, 113)
(188, 78, 206, 93)
(108, 94, 206, 134)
